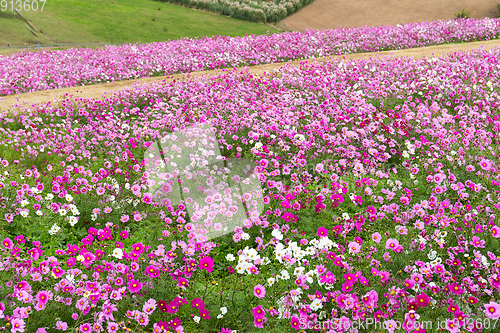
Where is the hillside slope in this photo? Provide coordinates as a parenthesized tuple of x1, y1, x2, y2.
(0, 0, 278, 46)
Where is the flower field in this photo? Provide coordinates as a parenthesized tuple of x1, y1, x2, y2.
(1, 23, 500, 333)
(2, 17, 500, 97)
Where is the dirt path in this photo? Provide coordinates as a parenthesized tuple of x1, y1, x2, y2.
(278, 0, 499, 32)
(2, 39, 500, 112)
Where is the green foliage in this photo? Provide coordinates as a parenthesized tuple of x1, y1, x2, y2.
(154, 0, 313, 23)
(454, 8, 471, 19)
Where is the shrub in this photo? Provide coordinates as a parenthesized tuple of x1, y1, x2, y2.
(455, 8, 471, 19)
(154, 0, 312, 22)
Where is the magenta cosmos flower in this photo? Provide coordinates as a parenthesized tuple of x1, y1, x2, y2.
(252, 305, 265, 318)
(316, 227, 328, 237)
(191, 298, 205, 310)
(2, 238, 13, 249)
(78, 323, 91, 332)
(290, 314, 301, 330)
(199, 256, 214, 273)
(128, 279, 143, 293)
(254, 315, 267, 328)
(36, 291, 51, 305)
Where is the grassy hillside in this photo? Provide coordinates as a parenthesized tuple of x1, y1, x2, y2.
(0, 0, 280, 46)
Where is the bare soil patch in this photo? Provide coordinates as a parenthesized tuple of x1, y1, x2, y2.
(278, 0, 499, 32)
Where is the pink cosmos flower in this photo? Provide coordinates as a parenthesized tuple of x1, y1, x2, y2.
(484, 301, 500, 319)
(107, 322, 119, 332)
(11, 318, 26, 333)
(253, 284, 266, 299)
(492, 225, 500, 238)
(102, 300, 118, 321)
(381, 320, 400, 333)
(371, 232, 382, 243)
(191, 298, 205, 310)
(295, 274, 309, 290)
(479, 159, 492, 171)
(348, 241, 361, 254)
(55, 321, 68, 331)
(470, 236, 485, 248)
(385, 238, 400, 251)
(52, 266, 65, 278)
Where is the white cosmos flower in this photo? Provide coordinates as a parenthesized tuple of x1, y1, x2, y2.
(236, 264, 246, 274)
(226, 254, 235, 261)
(310, 298, 323, 311)
(482, 256, 490, 267)
(68, 216, 78, 226)
(272, 229, 283, 240)
(111, 248, 123, 259)
(66, 274, 75, 284)
(267, 277, 275, 286)
(279, 270, 290, 280)
(427, 250, 437, 260)
(49, 224, 61, 235)
(293, 267, 305, 276)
